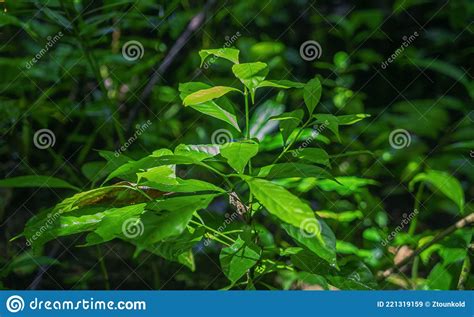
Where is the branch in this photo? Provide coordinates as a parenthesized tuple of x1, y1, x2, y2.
(126, 0, 215, 130)
(378, 212, 474, 280)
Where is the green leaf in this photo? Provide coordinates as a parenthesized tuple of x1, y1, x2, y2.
(232, 62, 268, 100)
(271, 109, 304, 145)
(318, 210, 364, 222)
(174, 144, 220, 161)
(105, 149, 173, 183)
(244, 177, 315, 228)
(0, 175, 80, 191)
(87, 194, 216, 252)
(312, 114, 340, 142)
(250, 42, 285, 59)
(24, 203, 144, 249)
(292, 148, 330, 167)
(146, 228, 204, 271)
(183, 86, 242, 106)
(220, 140, 259, 174)
(199, 48, 240, 66)
(304, 77, 322, 114)
(282, 218, 337, 265)
(257, 80, 305, 89)
(291, 251, 376, 290)
(98, 150, 132, 169)
(148, 154, 200, 166)
(249, 100, 285, 140)
(427, 264, 452, 290)
(409, 170, 465, 213)
(84, 203, 148, 245)
(317, 177, 377, 196)
(138, 166, 225, 193)
(220, 237, 261, 284)
(336, 114, 371, 125)
(136, 194, 215, 245)
(179, 82, 240, 131)
(257, 163, 332, 180)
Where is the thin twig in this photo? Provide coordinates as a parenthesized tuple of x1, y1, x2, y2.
(379, 212, 474, 280)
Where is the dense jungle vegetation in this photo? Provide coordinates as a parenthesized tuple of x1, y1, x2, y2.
(0, 0, 473, 290)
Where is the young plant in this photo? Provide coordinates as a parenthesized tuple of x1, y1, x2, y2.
(16, 48, 374, 289)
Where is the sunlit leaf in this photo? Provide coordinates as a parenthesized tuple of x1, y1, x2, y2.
(304, 77, 322, 114)
(199, 48, 240, 66)
(244, 177, 315, 228)
(409, 170, 465, 213)
(183, 86, 242, 106)
(220, 140, 259, 174)
(220, 237, 261, 284)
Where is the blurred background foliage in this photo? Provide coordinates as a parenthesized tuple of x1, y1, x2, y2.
(0, 0, 473, 290)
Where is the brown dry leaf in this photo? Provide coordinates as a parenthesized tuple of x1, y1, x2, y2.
(394, 245, 413, 266)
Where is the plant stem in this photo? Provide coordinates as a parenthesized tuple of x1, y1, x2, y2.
(411, 256, 419, 289)
(244, 87, 250, 139)
(189, 220, 236, 244)
(243, 88, 254, 220)
(379, 212, 474, 280)
(408, 183, 424, 287)
(457, 253, 471, 290)
(408, 183, 424, 236)
(200, 163, 234, 189)
(273, 117, 312, 165)
(96, 246, 110, 290)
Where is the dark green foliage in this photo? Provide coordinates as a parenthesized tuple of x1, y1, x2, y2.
(0, 0, 472, 291)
